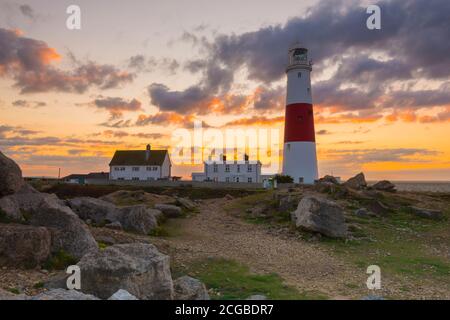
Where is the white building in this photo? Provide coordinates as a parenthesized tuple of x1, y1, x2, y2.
(192, 155, 262, 183)
(109, 145, 171, 181)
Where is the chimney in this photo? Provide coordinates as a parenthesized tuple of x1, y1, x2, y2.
(146, 144, 151, 161)
(244, 154, 249, 162)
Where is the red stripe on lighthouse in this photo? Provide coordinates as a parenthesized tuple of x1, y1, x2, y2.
(284, 103, 316, 143)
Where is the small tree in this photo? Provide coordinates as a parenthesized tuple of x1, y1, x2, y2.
(274, 174, 294, 183)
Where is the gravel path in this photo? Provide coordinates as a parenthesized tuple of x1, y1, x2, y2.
(154, 198, 368, 299)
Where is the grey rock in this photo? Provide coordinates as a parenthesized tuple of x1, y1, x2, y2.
(77, 243, 173, 300)
(372, 180, 396, 192)
(279, 195, 297, 212)
(31, 289, 99, 300)
(246, 294, 268, 300)
(361, 295, 385, 300)
(154, 204, 183, 218)
(0, 288, 28, 300)
(291, 196, 348, 238)
(344, 172, 367, 190)
(317, 175, 339, 185)
(108, 289, 139, 300)
(29, 197, 98, 259)
(67, 197, 119, 226)
(408, 206, 444, 221)
(0, 224, 51, 268)
(354, 208, 377, 218)
(0, 150, 24, 197)
(173, 276, 210, 300)
(105, 221, 123, 230)
(175, 197, 196, 210)
(118, 205, 159, 234)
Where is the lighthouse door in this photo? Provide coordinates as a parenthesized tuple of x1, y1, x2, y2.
(299, 177, 304, 184)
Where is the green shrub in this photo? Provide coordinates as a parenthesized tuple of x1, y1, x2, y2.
(44, 250, 77, 270)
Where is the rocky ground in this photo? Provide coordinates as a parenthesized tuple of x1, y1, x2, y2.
(1, 150, 449, 300)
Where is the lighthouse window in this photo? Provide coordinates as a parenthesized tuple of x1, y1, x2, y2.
(298, 72, 302, 78)
(287, 144, 291, 151)
(307, 87, 311, 94)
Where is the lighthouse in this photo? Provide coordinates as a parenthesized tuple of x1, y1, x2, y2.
(282, 44, 318, 184)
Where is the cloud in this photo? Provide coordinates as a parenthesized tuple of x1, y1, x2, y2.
(19, 4, 35, 20)
(316, 130, 331, 135)
(127, 55, 179, 74)
(223, 115, 284, 127)
(323, 148, 439, 164)
(135, 112, 211, 128)
(0, 28, 134, 93)
(91, 97, 142, 119)
(12, 99, 46, 108)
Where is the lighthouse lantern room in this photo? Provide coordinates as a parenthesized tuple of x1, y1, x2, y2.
(282, 44, 318, 184)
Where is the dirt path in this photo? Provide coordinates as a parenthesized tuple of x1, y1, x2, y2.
(153, 198, 369, 299)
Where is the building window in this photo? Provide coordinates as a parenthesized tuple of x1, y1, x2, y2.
(147, 177, 155, 181)
(213, 164, 218, 173)
(114, 167, 119, 171)
(248, 177, 252, 183)
(146, 167, 152, 171)
(153, 166, 158, 171)
(118, 178, 125, 181)
(236, 177, 240, 182)
(287, 144, 291, 151)
(225, 165, 230, 172)
(299, 177, 304, 184)
(307, 87, 311, 94)
(247, 165, 252, 172)
(132, 167, 140, 171)
(237, 165, 240, 173)
(120, 167, 125, 171)
(298, 72, 301, 78)
(225, 177, 230, 182)
(132, 177, 140, 181)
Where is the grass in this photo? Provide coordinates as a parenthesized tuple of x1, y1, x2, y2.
(174, 257, 328, 300)
(43, 250, 77, 270)
(7, 288, 20, 295)
(0, 208, 14, 223)
(148, 226, 170, 237)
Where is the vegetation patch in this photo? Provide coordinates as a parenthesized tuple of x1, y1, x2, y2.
(174, 257, 328, 300)
(44, 250, 77, 270)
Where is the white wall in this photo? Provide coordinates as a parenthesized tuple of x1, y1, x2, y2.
(193, 161, 262, 183)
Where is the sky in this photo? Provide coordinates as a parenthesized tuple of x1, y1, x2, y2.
(0, 0, 449, 181)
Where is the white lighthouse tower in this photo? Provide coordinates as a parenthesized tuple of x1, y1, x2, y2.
(282, 44, 318, 184)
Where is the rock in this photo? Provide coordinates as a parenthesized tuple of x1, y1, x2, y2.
(29, 197, 98, 259)
(77, 243, 173, 300)
(408, 206, 444, 221)
(0, 186, 63, 222)
(100, 190, 173, 206)
(365, 200, 391, 216)
(105, 221, 123, 230)
(0, 288, 28, 300)
(279, 195, 297, 212)
(224, 194, 234, 200)
(0, 150, 24, 197)
(372, 180, 396, 192)
(291, 196, 348, 238)
(354, 208, 377, 218)
(118, 206, 159, 234)
(43, 272, 69, 290)
(344, 172, 367, 190)
(31, 289, 99, 300)
(361, 295, 385, 300)
(246, 294, 268, 300)
(173, 276, 210, 300)
(0, 224, 51, 268)
(318, 175, 339, 184)
(154, 204, 183, 218)
(108, 289, 139, 300)
(67, 197, 119, 226)
(175, 197, 196, 210)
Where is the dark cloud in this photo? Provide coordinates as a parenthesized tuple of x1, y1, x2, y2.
(127, 55, 179, 74)
(316, 130, 331, 135)
(136, 112, 211, 128)
(91, 97, 142, 119)
(0, 28, 134, 94)
(99, 119, 132, 128)
(12, 99, 46, 108)
(19, 4, 35, 20)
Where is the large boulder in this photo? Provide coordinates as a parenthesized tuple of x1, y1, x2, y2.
(154, 204, 183, 218)
(77, 243, 174, 300)
(372, 180, 396, 192)
(175, 197, 197, 210)
(344, 172, 367, 190)
(0, 288, 28, 300)
(0, 184, 62, 222)
(317, 175, 340, 185)
(0, 224, 51, 268)
(31, 289, 99, 300)
(28, 197, 98, 259)
(291, 196, 348, 238)
(67, 197, 119, 226)
(173, 276, 210, 300)
(118, 206, 159, 234)
(0, 151, 24, 197)
(408, 206, 444, 221)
